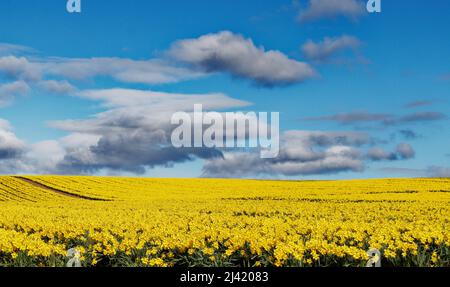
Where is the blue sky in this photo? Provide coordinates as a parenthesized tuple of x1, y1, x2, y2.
(0, 0, 449, 178)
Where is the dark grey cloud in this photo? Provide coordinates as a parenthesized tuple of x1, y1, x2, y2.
(168, 31, 316, 87)
(367, 147, 397, 161)
(58, 131, 223, 174)
(301, 35, 362, 62)
(297, 0, 366, 23)
(0, 87, 251, 175)
(44, 88, 248, 175)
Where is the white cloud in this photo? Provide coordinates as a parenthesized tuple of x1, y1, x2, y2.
(169, 31, 316, 86)
(23, 140, 66, 173)
(75, 88, 250, 110)
(0, 119, 25, 160)
(41, 88, 249, 174)
(0, 56, 41, 81)
(0, 81, 30, 107)
(38, 80, 76, 94)
(0, 43, 35, 56)
(0, 55, 203, 86)
(41, 57, 203, 85)
(0, 85, 252, 175)
(202, 131, 418, 178)
(1, 33, 317, 91)
(301, 35, 362, 62)
(202, 131, 368, 178)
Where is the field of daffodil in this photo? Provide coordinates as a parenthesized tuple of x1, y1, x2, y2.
(0, 176, 449, 267)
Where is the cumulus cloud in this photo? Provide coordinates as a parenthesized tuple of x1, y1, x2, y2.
(168, 31, 316, 87)
(0, 81, 30, 107)
(396, 143, 415, 160)
(51, 111, 375, 177)
(203, 131, 368, 178)
(1, 33, 317, 89)
(40, 88, 252, 174)
(367, 147, 397, 161)
(58, 132, 223, 174)
(21, 140, 67, 173)
(0, 119, 25, 160)
(202, 129, 417, 178)
(0, 105, 419, 177)
(298, 0, 366, 23)
(203, 149, 363, 178)
(0, 56, 41, 81)
(301, 35, 362, 62)
(367, 143, 415, 161)
(0, 85, 253, 175)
